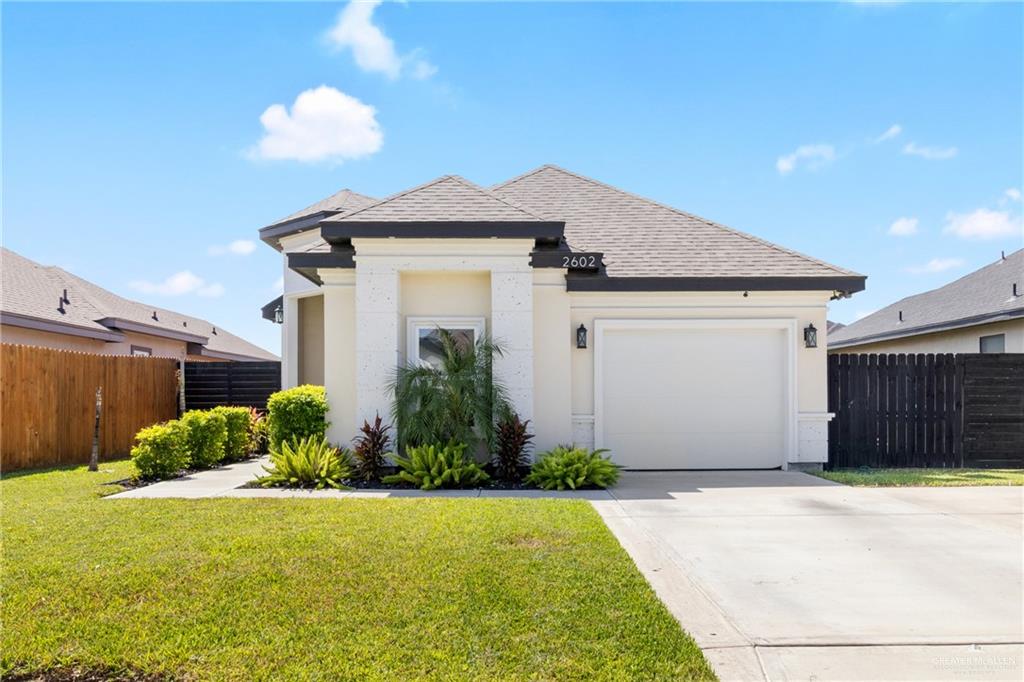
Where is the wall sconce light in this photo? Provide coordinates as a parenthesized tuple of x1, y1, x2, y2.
(274, 305, 284, 325)
(803, 323, 818, 349)
(576, 323, 588, 349)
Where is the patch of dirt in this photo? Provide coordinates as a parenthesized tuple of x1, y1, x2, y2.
(5, 665, 178, 681)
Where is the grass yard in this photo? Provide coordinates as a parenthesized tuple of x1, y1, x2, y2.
(811, 468, 1024, 487)
(1, 462, 714, 681)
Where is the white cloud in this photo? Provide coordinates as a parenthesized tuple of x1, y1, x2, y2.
(326, 0, 437, 80)
(130, 271, 225, 298)
(208, 239, 256, 256)
(887, 216, 919, 236)
(943, 208, 1022, 240)
(249, 85, 382, 163)
(1004, 188, 1021, 203)
(872, 124, 902, 143)
(906, 258, 965, 274)
(776, 144, 836, 175)
(902, 142, 958, 160)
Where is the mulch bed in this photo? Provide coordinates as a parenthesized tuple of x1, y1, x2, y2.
(4, 666, 176, 682)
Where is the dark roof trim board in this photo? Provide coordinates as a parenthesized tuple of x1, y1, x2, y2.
(565, 274, 867, 294)
(259, 211, 341, 249)
(829, 306, 1024, 349)
(98, 317, 209, 345)
(0, 311, 126, 342)
(321, 220, 565, 243)
(287, 249, 356, 285)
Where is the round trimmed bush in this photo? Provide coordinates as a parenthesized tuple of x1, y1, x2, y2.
(131, 420, 189, 480)
(266, 385, 329, 449)
(212, 406, 252, 461)
(180, 409, 228, 469)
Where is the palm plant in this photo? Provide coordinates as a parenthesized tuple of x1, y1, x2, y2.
(390, 329, 510, 453)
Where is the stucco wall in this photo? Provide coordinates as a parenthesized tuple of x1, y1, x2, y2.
(398, 271, 491, 365)
(298, 295, 325, 384)
(829, 319, 1024, 355)
(1, 325, 188, 359)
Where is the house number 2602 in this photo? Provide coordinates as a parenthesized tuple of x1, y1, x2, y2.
(562, 255, 598, 268)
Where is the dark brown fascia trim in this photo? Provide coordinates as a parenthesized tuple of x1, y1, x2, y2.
(287, 249, 356, 285)
(261, 295, 283, 322)
(258, 210, 342, 250)
(0, 311, 126, 342)
(565, 274, 867, 293)
(829, 306, 1024, 349)
(187, 343, 279, 362)
(321, 220, 565, 244)
(98, 317, 209, 345)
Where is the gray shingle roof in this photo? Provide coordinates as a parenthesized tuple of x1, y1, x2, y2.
(323, 175, 549, 224)
(273, 189, 377, 226)
(1, 248, 277, 361)
(492, 165, 860, 280)
(829, 250, 1024, 348)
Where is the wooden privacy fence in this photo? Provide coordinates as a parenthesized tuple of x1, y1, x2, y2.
(183, 361, 281, 411)
(1, 344, 179, 471)
(828, 353, 1024, 469)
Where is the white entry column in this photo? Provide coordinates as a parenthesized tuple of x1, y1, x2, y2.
(354, 263, 399, 427)
(491, 263, 534, 425)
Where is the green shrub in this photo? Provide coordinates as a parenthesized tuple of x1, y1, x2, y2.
(526, 446, 621, 490)
(131, 420, 189, 480)
(212, 406, 251, 461)
(180, 409, 228, 469)
(351, 413, 392, 482)
(266, 385, 329, 448)
(383, 442, 489, 490)
(492, 411, 533, 482)
(256, 436, 352, 490)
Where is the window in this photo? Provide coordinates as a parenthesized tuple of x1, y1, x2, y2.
(130, 345, 152, 357)
(406, 317, 485, 369)
(979, 334, 1005, 354)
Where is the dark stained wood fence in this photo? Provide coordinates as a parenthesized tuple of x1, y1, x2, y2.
(183, 361, 281, 411)
(1, 344, 179, 471)
(828, 353, 1024, 469)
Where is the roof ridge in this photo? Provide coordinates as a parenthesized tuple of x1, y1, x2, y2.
(497, 164, 861, 279)
(332, 175, 458, 222)
(445, 174, 549, 221)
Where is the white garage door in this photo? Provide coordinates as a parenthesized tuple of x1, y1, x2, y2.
(597, 322, 789, 469)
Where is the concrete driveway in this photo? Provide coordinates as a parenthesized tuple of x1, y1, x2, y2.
(594, 472, 1023, 681)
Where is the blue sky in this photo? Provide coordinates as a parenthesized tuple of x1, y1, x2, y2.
(4, 1, 1022, 354)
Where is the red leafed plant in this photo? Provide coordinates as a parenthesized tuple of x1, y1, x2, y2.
(492, 412, 533, 482)
(351, 413, 393, 482)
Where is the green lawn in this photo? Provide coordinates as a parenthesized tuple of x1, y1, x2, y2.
(811, 468, 1024, 487)
(1, 462, 714, 681)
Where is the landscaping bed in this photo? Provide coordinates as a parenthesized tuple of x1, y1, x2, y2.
(811, 468, 1024, 487)
(2, 461, 714, 681)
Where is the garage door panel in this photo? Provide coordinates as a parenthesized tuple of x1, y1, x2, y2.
(599, 324, 788, 469)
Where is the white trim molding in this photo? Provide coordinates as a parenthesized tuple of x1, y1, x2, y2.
(797, 411, 834, 464)
(593, 317, 799, 470)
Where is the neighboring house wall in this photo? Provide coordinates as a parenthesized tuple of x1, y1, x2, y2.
(298, 295, 325, 384)
(829, 319, 1024, 355)
(1, 325, 188, 359)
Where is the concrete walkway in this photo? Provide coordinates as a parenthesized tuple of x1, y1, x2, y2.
(106, 457, 614, 500)
(594, 472, 1024, 681)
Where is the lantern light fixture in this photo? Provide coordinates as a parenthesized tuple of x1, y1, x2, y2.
(576, 323, 588, 349)
(274, 305, 284, 325)
(803, 323, 818, 349)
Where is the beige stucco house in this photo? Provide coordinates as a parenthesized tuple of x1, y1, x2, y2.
(829, 250, 1023, 355)
(261, 165, 864, 470)
(1, 248, 277, 362)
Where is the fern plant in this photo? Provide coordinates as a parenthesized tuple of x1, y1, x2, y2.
(390, 330, 510, 453)
(256, 436, 353, 490)
(351, 413, 392, 482)
(382, 442, 489, 490)
(492, 412, 533, 482)
(526, 445, 621, 491)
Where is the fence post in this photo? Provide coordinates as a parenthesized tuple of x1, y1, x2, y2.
(89, 386, 102, 472)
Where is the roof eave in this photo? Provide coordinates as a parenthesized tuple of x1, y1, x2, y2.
(286, 249, 355, 285)
(1, 311, 126, 342)
(829, 306, 1024, 349)
(565, 274, 867, 293)
(258, 210, 342, 250)
(186, 343, 278, 362)
(321, 220, 565, 244)
(98, 317, 209, 345)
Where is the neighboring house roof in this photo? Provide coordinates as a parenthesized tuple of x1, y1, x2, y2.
(1, 248, 278, 361)
(829, 250, 1024, 349)
(264, 164, 864, 294)
(826, 320, 846, 334)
